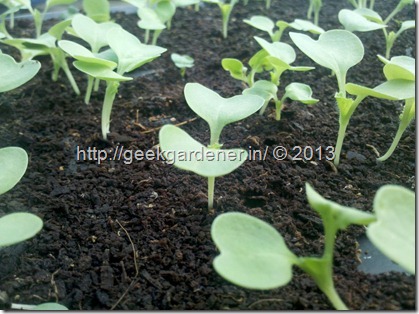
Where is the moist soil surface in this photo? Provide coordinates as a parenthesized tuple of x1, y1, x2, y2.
(0, 0, 415, 310)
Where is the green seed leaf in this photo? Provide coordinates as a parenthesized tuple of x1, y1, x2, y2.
(243, 80, 278, 101)
(367, 185, 415, 274)
(221, 58, 247, 81)
(211, 212, 297, 290)
(284, 82, 318, 104)
(73, 61, 131, 81)
(243, 15, 275, 36)
(381, 55, 415, 81)
(339, 9, 386, 32)
(71, 14, 121, 52)
(289, 19, 325, 34)
(58, 40, 117, 68)
(184, 83, 264, 144)
(0, 52, 40, 92)
(0, 213, 43, 247)
(305, 183, 375, 230)
(159, 125, 247, 177)
(137, 7, 166, 30)
(0, 147, 28, 195)
(107, 27, 166, 74)
(255, 36, 296, 64)
(171, 53, 194, 68)
(290, 30, 364, 93)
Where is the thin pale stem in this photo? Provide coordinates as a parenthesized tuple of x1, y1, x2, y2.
(151, 29, 162, 45)
(94, 77, 100, 92)
(61, 55, 80, 95)
(378, 99, 414, 162)
(84, 75, 94, 104)
(101, 81, 119, 139)
(144, 29, 150, 44)
(208, 176, 215, 209)
(334, 95, 365, 166)
(258, 99, 270, 116)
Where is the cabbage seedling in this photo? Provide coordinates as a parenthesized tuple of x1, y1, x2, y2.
(339, 0, 415, 58)
(159, 125, 248, 209)
(0, 147, 43, 247)
(223, 37, 316, 119)
(306, 0, 322, 26)
(2, 20, 80, 95)
(290, 30, 364, 166)
(64, 14, 122, 103)
(170, 53, 194, 78)
(13, 0, 76, 38)
(61, 27, 166, 138)
(159, 83, 263, 209)
(346, 55, 415, 162)
(211, 183, 376, 310)
(244, 15, 324, 42)
(203, 0, 238, 39)
(123, 0, 179, 44)
(184, 82, 264, 148)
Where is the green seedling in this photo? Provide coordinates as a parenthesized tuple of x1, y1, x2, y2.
(339, 0, 415, 58)
(159, 125, 248, 209)
(0, 147, 43, 247)
(346, 55, 415, 162)
(60, 27, 166, 139)
(0, 50, 40, 92)
(203, 0, 238, 38)
(244, 16, 324, 42)
(306, 0, 322, 26)
(290, 30, 364, 166)
(211, 183, 378, 310)
(123, 0, 184, 44)
(64, 13, 122, 103)
(0, 2, 23, 35)
(223, 36, 316, 119)
(13, 0, 76, 38)
(170, 53, 194, 78)
(184, 82, 264, 148)
(243, 80, 277, 116)
(159, 83, 263, 209)
(2, 19, 80, 95)
(82, 0, 111, 22)
(367, 185, 415, 274)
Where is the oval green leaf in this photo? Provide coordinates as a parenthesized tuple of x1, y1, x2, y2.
(211, 212, 297, 290)
(367, 185, 415, 274)
(0, 53, 40, 93)
(0, 147, 28, 195)
(107, 27, 166, 74)
(184, 83, 264, 136)
(243, 15, 275, 35)
(0, 213, 43, 247)
(290, 30, 364, 92)
(159, 125, 247, 178)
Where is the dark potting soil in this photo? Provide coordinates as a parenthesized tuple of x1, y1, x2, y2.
(0, 0, 415, 310)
